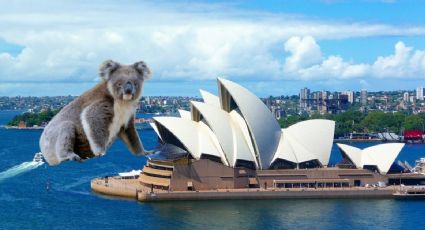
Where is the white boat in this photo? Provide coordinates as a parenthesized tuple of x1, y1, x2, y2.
(118, 170, 141, 178)
(412, 158, 425, 174)
(33, 152, 44, 163)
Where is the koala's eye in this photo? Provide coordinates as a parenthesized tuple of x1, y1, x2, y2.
(117, 82, 122, 87)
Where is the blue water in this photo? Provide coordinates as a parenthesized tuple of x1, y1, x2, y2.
(1, 110, 425, 230)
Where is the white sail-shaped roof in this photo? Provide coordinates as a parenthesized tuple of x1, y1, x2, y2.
(154, 117, 200, 159)
(149, 122, 162, 141)
(191, 101, 234, 164)
(283, 132, 318, 163)
(337, 143, 362, 167)
(272, 119, 335, 167)
(200, 90, 220, 107)
(228, 110, 258, 168)
(197, 121, 229, 166)
(151, 78, 338, 170)
(218, 78, 281, 169)
(287, 119, 334, 166)
(272, 129, 298, 163)
(178, 109, 191, 120)
(191, 101, 257, 168)
(153, 117, 227, 164)
(337, 143, 405, 174)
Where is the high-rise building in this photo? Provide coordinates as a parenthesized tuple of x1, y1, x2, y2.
(361, 90, 367, 106)
(313, 91, 321, 100)
(266, 96, 272, 109)
(410, 95, 416, 104)
(314, 91, 324, 112)
(416, 87, 424, 101)
(342, 91, 354, 104)
(274, 108, 282, 120)
(403, 92, 409, 102)
(322, 91, 328, 100)
(299, 87, 310, 110)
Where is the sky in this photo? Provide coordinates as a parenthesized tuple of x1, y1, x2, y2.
(0, 0, 425, 97)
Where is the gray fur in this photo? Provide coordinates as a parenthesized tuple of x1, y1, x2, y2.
(99, 60, 120, 80)
(40, 60, 151, 166)
(118, 116, 143, 154)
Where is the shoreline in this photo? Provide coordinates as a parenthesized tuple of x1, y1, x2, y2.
(0, 126, 410, 142)
(90, 176, 414, 202)
(0, 125, 44, 130)
(334, 139, 383, 143)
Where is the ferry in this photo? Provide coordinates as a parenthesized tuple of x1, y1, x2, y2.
(33, 152, 44, 163)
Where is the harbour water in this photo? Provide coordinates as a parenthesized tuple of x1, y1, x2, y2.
(1, 110, 425, 229)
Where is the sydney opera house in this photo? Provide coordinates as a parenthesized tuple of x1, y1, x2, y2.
(91, 78, 424, 201)
(150, 77, 336, 171)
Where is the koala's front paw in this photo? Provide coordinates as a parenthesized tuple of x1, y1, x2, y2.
(68, 153, 83, 163)
(143, 150, 155, 155)
(92, 146, 106, 157)
(95, 152, 106, 157)
(132, 149, 154, 156)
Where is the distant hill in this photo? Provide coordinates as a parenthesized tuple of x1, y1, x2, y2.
(7, 109, 60, 127)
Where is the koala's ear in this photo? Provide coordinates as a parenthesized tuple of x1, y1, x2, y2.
(133, 61, 152, 80)
(99, 60, 120, 80)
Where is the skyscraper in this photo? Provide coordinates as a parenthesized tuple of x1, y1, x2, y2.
(416, 87, 424, 101)
(361, 89, 367, 106)
(299, 87, 310, 110)
(342, 91, 354, 104)
(410, 95, 416, 104)
(403, 92, 409, 102)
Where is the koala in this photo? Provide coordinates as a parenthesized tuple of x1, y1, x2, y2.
(39, 60, 152, 166)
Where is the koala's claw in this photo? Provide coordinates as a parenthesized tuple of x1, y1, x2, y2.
(133, 150, 154, 156)
(69, 153, 83, 163)
(144, 150, 155, 155)
(94, 152, 106, 157)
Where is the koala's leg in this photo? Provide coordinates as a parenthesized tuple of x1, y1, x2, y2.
(81, 102, 113, 156)
(118, 117, 147, 155)
(55, 121, 82, 162)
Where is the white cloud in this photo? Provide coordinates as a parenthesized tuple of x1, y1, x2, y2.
(284, 36, 322, 72)
(372, 42, 425, 78)
(283, 36, 425, 80)
(0, 0, 424, 85)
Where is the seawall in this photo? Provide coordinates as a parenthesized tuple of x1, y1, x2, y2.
(137, 189, 395, 202)
(91, 178, 139, 199)
(91, 177, 397, 202)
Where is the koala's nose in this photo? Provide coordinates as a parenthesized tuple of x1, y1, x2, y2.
(124, 82, 133, 94)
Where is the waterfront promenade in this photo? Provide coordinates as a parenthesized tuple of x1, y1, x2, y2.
(91, 176, 404, 202)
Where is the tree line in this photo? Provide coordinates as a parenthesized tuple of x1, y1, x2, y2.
(7, 109, 60, 127)
(278, 110, 425, 137)
(8, 107, 425, 138)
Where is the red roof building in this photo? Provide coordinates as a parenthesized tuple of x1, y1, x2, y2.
(404, 130, 423, 141)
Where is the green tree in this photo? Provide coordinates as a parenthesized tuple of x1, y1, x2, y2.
(278, 109, 409, 138)
(7, 109, 60, 127)
(403, 115, 424, 131)
(278, 115, 308, 128)
(333, 109, 365, 137)
(359, 111, 405, 133)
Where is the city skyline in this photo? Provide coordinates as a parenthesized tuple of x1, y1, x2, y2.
(3, 86, 425, 114)
(1, 1, 425, 96)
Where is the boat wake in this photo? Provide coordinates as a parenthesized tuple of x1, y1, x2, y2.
(0, 153, 44, 182)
